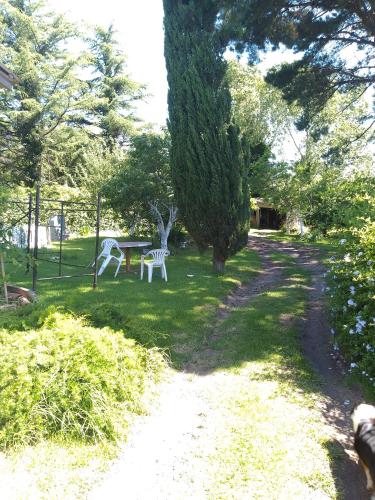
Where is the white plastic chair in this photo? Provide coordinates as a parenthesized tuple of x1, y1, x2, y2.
(140, 249, 169, 283)
(96, 238, 124, 278)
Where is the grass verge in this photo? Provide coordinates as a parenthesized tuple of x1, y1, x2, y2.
(202, 266, 339, 498)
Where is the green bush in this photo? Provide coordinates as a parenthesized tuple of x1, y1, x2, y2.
(327, 222, 375, 388)
(0, 311, 166, 449)
(84, 303, 131, 331)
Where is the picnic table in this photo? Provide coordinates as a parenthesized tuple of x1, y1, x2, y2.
(117, 241, 152, 272)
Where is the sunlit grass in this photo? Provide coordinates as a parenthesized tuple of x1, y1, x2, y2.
(204, 268, 339, 498)
(2, 236, 262, 363)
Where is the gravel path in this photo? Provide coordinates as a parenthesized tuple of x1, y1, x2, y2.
(89, 234, 367, 500)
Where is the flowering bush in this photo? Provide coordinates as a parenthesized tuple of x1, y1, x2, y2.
(326, 222, 375, 386)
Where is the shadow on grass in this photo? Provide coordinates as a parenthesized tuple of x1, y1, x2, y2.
(1, 233, 364, 497)
(0, 237, 262, 353)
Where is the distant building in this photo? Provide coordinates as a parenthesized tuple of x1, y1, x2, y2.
(0, 63, 18, 90)
(250, 198, 284, 230)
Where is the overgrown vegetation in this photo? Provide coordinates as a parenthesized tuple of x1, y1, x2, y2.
(326, 222, 375, 388)
(0, 309, 166, 448)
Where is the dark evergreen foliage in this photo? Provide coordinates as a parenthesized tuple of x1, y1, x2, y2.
(163, 0, 249, 272)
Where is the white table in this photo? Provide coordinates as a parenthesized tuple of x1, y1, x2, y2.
(117, 241, 152, 272)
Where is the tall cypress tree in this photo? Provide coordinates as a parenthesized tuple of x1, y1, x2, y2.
(163, 0, 249, 272)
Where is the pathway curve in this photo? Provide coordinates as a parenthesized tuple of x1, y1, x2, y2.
(89, 234, 367, 500)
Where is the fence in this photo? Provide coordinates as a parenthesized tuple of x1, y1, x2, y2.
(1, 184, 101, 292)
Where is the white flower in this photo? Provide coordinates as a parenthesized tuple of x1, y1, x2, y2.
(367, 260, 372, 265)
(358, 252, 363, 257)
(339, 239, 347, 245)
(353, 271, 360, 276)
(354, 317, 366, 334)
(349, 329, 354, 335)
(347, 299, 357, 307)
(350, 362, 358, 368)
(349, 286, 356, 295)
(344, 254, 351, 262)
(326, 286, 330, 291)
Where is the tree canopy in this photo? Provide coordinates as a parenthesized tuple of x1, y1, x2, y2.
(218, 0, 375, 125)
(0, 1, 141, 187)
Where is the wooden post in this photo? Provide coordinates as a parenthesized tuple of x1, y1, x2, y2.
(255, 209, 260, 229)
(0, 252, 8, 304)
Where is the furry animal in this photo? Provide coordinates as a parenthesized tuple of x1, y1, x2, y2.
(352, 403, 375, 499)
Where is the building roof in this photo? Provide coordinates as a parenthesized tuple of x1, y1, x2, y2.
(252, 197, 275, 209)
(0, 63, 18, 90)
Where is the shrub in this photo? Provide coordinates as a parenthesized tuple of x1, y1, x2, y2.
(326, 222, 375, 387)
(84, 303, 131, 331)
(0, 311, 166, 448)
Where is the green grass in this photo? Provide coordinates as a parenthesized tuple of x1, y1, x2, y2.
(2, 237, 261, 365)
(203, 266, 340, 498)
(0, 233, 342, 498)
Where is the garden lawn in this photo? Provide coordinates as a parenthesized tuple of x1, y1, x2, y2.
(0, 235, 341, 498)
(1, 236, 261, 364)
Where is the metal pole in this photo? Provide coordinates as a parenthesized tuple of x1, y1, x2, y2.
(26, 193, 32, 273)
(0, 252, 8, 304)
(59, 201, 64, 277)
(93, 193, 101, 289)
(32, 184, 40, 292)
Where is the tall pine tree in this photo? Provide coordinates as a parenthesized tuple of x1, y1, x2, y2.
(0, 0, 91, 186)
(88, 25, 143, 148)
(163, 0, 249, 272)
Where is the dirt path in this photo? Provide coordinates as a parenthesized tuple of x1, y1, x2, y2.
(247, 235, 367, 499)
(89, 234, 367, 500)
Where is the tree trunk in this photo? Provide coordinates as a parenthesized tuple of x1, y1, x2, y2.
(213, 257, 225, 273)
(213, 245, 226, 273)
(160, 230, 169, 250)
(149, 203, 177, 250)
